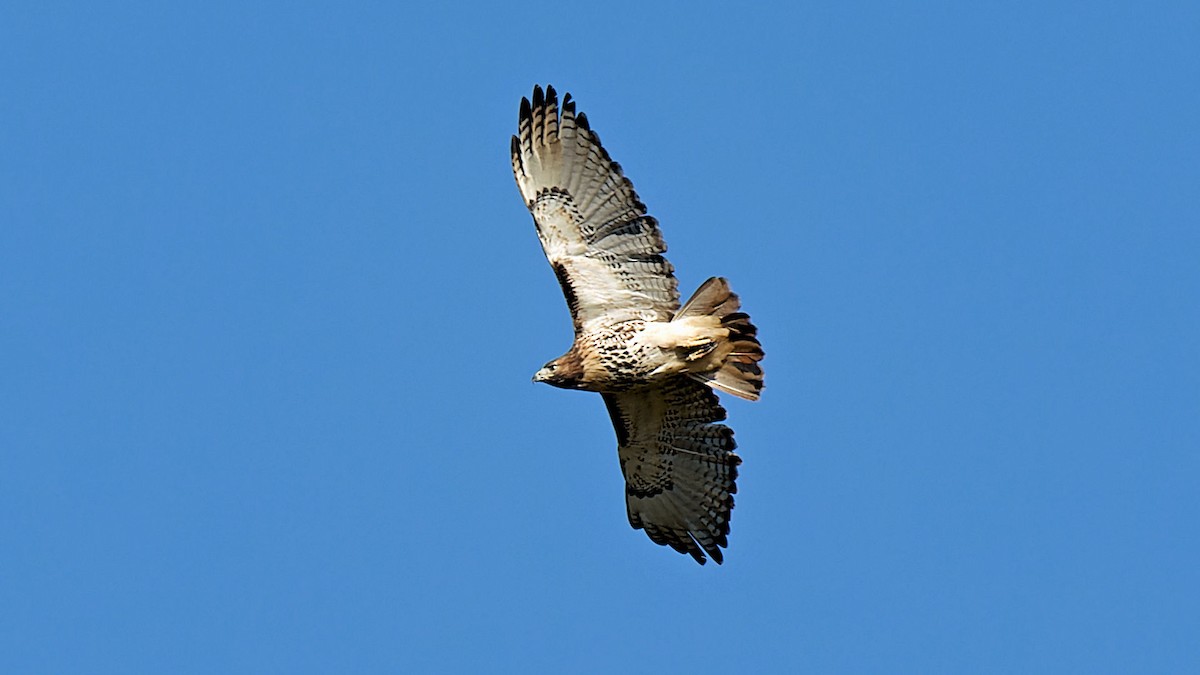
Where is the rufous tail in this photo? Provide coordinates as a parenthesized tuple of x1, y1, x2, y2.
(674, 277, 764, 401)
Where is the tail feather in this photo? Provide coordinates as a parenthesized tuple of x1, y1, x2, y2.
(674, 277, 764, 401)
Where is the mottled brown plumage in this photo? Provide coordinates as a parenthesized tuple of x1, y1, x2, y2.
(513, 85, 764, 565)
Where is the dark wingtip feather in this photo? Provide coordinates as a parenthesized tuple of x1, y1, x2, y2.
(519, 96, 531, 122)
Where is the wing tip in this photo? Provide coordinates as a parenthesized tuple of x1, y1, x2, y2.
(631, 514, 728, 566)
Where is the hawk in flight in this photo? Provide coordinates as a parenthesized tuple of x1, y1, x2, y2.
(511, 85, 764, 564)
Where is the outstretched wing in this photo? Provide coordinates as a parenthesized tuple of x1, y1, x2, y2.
(602, 378, 741, 565)
(512, 85, 679, 334)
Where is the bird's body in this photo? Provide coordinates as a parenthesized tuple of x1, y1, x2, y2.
(538, 299, 752, 392)
(512, 85, 764, 564)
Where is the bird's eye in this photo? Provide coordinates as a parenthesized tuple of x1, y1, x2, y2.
(545, 363, 557, 371)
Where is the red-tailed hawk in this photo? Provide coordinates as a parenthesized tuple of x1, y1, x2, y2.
(511, 85, 764, 565)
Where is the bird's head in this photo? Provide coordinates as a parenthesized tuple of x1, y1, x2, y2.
(532, 353, 585, 390)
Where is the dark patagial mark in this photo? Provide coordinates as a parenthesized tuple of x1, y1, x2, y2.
(602, 394, 630, 447)
(552, 261, 581, 330)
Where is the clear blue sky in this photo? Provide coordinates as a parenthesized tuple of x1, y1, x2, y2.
(2, 2, 1197, 672)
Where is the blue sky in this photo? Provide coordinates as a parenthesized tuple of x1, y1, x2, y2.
(2, 2, 1197, 672)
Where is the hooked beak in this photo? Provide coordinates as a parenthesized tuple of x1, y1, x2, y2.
(532, 367, 551, 383)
